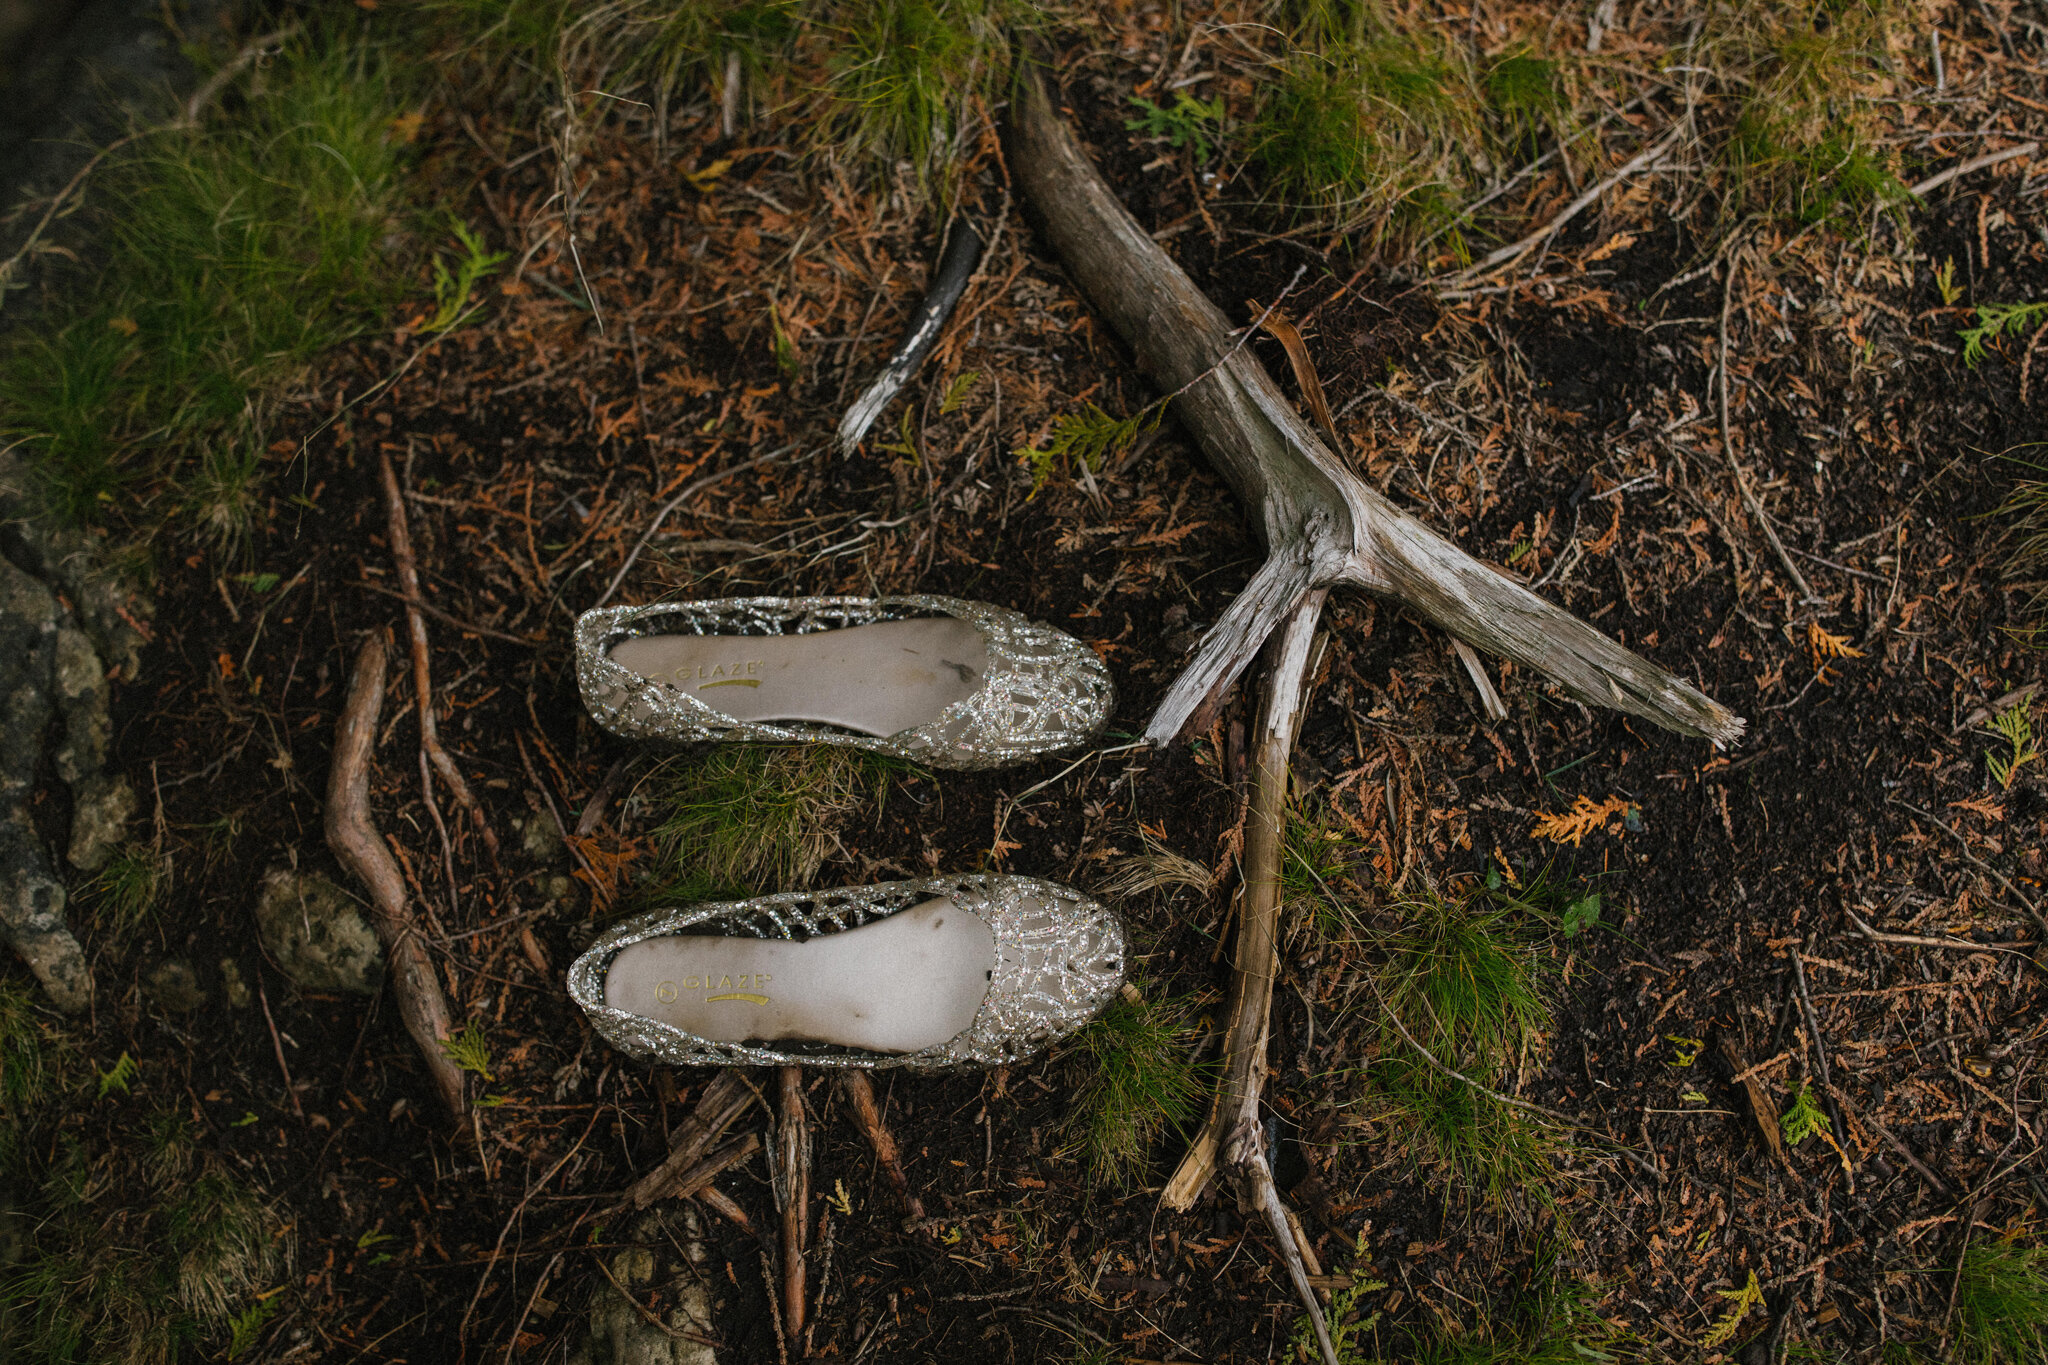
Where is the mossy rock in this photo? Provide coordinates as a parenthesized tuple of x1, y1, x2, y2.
(253, 869, 383, 995)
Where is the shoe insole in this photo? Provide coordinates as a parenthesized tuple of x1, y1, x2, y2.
(608, 618, 988, 737)
(604, 896, 996, 1053)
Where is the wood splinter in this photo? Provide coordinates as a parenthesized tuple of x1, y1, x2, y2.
(324, 635, 470, 1121)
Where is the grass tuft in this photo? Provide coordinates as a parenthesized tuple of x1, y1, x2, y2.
(1354, 883, 1559, 1203)
(1067, 988, 1208, 1187)
(1952, 1236, 2048, 1365)
(83, 843, 171, 951)
(643, 746, 908, 898)
(821, 0, 1017, 196)
(0, 30, 422, 542)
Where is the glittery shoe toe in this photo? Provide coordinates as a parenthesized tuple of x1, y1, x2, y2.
(575, 595, 1114, 771)
(566, 875, 1126, 1071)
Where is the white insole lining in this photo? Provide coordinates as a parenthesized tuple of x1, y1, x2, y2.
(603, 896, 997, 1053)
(607, 617, 988, 737)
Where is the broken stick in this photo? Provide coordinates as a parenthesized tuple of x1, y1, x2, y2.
(324, 635, 470, 1121)
(1005, 70, 1742, 748)
(626, 1071, 757, 1208)
(1160, 594, 1339, 1365)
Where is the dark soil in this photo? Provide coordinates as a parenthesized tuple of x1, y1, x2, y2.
(37, 29, 2048, 1365)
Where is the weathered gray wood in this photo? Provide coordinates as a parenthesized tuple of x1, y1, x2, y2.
(1006, 71, 1743, 747)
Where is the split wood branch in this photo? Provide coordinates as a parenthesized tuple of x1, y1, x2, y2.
(836, 217, 985, 452)
(626, 1071, 757, 1208)
(777, 1065, 811, 1352)
(1006, 70, 1741, 749)
(378, 452, 498, 857)
(324, 635, 470, 1121)
(840, 1070, 925, 1224)
(1160, 591, 1339, 1365)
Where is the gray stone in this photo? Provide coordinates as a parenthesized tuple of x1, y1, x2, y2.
(565, 1208, 715, 1365)
(254, 869, 384, 995)
(145, 958, 206, 1012)
(65, 773, 133, 872)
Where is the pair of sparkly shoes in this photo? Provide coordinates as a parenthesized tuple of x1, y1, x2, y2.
(566, 596, 1129, 1071)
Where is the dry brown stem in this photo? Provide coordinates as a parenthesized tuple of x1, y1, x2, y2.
(378, 451, 497, 858)
(323, 635, 470, 1121)
(777, 1065, 810, 1353)
(839, 1070, 925, 1224)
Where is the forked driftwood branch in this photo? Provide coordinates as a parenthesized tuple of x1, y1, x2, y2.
(325, 636, 470, 1121)
(1006, 70, 1743, 749)
(1006, 70, 1743, 1365)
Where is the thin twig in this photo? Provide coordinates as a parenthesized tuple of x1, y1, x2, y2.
(254, 972, 305, 1121)
(592, 445, 798, 608)
(1910, 141, 2038, 197)
(1720, 245, 1819, 603)
(1825, 1082, 1953, 1200)
(1891, 800, 2048, 938)
(357, 582, 542, 646)
(1448, 126, 1686, 283)
(378, 452, 498, 856)
(1846, 909, 2034, 958)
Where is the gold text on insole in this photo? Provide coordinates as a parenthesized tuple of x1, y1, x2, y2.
(654, 973, 772, 1004)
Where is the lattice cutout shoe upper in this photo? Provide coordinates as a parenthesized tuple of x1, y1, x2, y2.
(575, 595, 1114, 771)
(566, 875, 1127, 1071)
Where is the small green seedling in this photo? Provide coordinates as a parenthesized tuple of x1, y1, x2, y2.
(1561, 892, 1602, 937)
(1015, 401, 1160, 496)
(1666, 1035, 1704, 1068)
(1703, 1269, 1764, 1348)
(1983, 704, 2042, 790)
(1125, 90, 1226, 164)
(424, 220, 507, 334)
(225, 1292, 282, 1358)
(1780, 1081, 1830, 1144)
(1935, 257, 1963, 306)
(439, 1020, 494, 1080)
(1961, 301, 2048, 367)
(95, 1051, 138, 1099)
(939, 369, 980, 415)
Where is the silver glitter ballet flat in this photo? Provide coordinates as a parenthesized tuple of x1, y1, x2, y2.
(574, 595, 1114, 771)
(566, 875, 1126, 1070)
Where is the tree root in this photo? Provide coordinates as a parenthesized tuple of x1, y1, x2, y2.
(324, 634, 470, 1121)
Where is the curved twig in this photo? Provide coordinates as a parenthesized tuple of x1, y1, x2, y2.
(324, 635, 470, 1121)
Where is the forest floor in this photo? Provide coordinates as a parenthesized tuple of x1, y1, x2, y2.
(9, 3, 2048, 1364)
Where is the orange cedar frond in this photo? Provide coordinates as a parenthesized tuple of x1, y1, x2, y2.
(1529, 795, 1633, 847)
